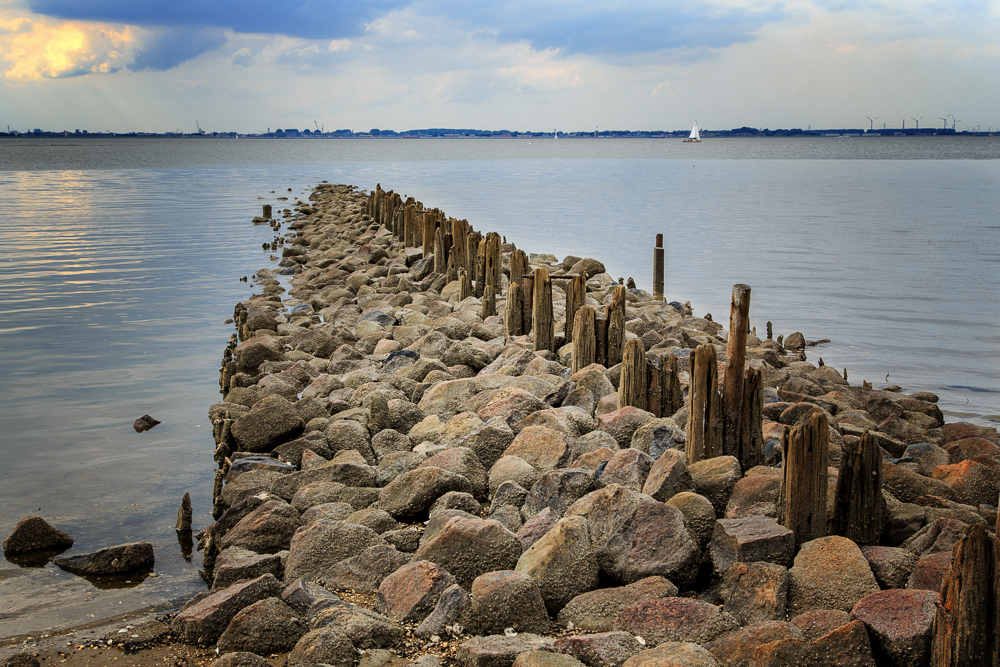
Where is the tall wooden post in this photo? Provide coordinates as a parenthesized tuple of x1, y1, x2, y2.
(931, 524, 999, 667)
(532, 267, 554, 353)
(447, 244, 459, 282)
(505, 280, 524, 337)
(510, 249, 528, 290)
(485, 233, 502, 292)
(831, 430, 884, 545)
(686, 344, 722, 463)
(619, 339, 647, 410)
(660, 353, 683, 417)
(723, 284, 752, 458)
(778, 413, 829, 547)
(481, 284, 496, 318)
(739, 366, 764, 470)
(607, 285, 627, 367)
(565, 273, 586, 344)
(422, 210, 437, 258)
(595, 318, 608, 367)
(262, 204, 272, 219)
(404, 204, 416, 247)
(459, 273, 472, 302)
(572, 306, 596, 373)
(653, 234, 664, 301)
(451, 219, 467, 273)
(433, 227, 446, 274)
(475, 239, 487, 298)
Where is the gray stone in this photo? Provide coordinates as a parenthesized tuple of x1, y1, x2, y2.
(216, 596, 307, 655)
(468, 570, 551, 635)
(285, 520, 385, 581)
(708, 516, 795, 574)
(54, 541, 154, 576)
(557, 577, 678, 633)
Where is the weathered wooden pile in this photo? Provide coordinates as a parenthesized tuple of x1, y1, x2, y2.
(180, 182, 1000, 667)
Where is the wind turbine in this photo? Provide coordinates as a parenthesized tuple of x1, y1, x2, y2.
(939, 117, 949, 129)
(866, 116, 878, 130)
(912, 117, 923, 131)
(952, 117, 961, 131)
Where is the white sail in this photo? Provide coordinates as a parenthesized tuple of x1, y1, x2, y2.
(689, 122, 700, 141)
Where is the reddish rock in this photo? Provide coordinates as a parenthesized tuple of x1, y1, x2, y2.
(378, 466, 475, 520)
(905, 552, 952, 592)
(688, 456, 742, 517)
(787, 536, 879, 615)
(468, 570, 550, 635)
(622, 643, 721, 667)
(724, 475, 781, 519)
(704, 621, 801, 667)
(614, 598, 738, 646)
(595, 501, 700, 588)
(789, 609, 851, 641)
(719, 562, 789, 625)
(750, 619, 876, 667)
(944, 437, 1000, 463)
(557, 577, 677, 633)
(941, 423, 1000, 445)
(171, 573, 282, 645)
(932, 459, 1000, 507)
(640, 449, 694, 503)
(413, 516, 522, 589)
(900, 517, 968, 556)
(502, 426, 574, 472)
(516, 507, 559, 551)
(709, 517, 794, 574)
(597, 407, 656, 448)
(376, 560, 456, 623)
(565, 485, 648, 551)
(877, 415, 929, 446)
(456, 634, 555, 667)
(523, 468, 598, 519)
(851, 588, 937, 667)
(859, 546, 919, 590)
(516, 515, 599, 614)
(216, 596, 306, 655)
(219, 500, 302, 552)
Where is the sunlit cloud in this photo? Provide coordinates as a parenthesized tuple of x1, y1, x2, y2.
(2, 13, 139, 80)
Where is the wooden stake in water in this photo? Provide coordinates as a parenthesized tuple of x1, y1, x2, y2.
(778, 413, 829, 547)
(723, 284, 751, 459)
(653, 233, 664, 301)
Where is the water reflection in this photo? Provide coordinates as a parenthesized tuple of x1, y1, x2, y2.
(5, 547, 72, 569)
(57, 568, 155, 590)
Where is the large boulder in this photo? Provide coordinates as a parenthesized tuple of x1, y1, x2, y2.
(851, 588, 938, 667)
(376, 560, 456, 624)
(718, 562, 789, 625)
(216, 596, 307, 656)
(468, 570, 551, 635)
(413, 516, 522, 589)
(595, 501, 700, 588)
(503, 427, 574, 472)
(322, 544, 411, 593)
(172, 574, 282, 645)
(515, 515, 600, 614)
(287, 627, 356, 667)
(2, 516, 73, 554)
(708, 516, 794, 574)
(641, 450, 694, 503)
(219, 500, 303, 552)
(522, 468, 598, 519)
(378, 466, 475, 520)
(231, 396, 305, 453)
(565, 485, 651, 551)
(285, 520, 384, 581)
(787, 535, 880, 615)
(54, 541, 154, 576)
(614, 598, 738, 646)
(557, 577, 678, 633)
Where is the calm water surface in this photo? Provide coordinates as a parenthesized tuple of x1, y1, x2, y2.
(1, 136, 998, 639)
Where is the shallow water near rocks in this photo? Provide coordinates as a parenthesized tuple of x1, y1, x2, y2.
(1, 136, 998, 640)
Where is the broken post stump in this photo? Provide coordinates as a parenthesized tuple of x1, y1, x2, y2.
(778, 413, 829, 547)
(739, 365, 764, 470)
(505, 279, 524, 336)
(686, 343, 722, 463)
(532, 267, 554, 352)
(572, 306, 596, 374)
(653, 233, 664, 301)
(607, 285, 627, 367)
(619, 339, 647, 410)
(723, 284, 751, 459)
(831, 430, 885, 545)
(660, 352, 683, 417)
(565, 273, 586, 344)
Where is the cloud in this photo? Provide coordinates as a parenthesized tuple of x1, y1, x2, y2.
(131, 26, 225, 70)
(1, 13, 139, 79)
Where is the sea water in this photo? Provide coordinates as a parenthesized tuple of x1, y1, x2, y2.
(1, 136, 997, 639)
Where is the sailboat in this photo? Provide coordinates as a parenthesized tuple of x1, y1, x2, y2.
(683, 121, 701, 143)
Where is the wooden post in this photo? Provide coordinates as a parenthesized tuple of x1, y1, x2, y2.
(723, 284, 752, 459)
(647, 363, 662, 417)
(404, 204, 416, 247)
(931, 524, 999, 667)
(481, 284, 496, 319)
(660, 353, 683, 417)
(447, 244, 459, 282)
(262, 204, 272, 219)
(522, 274, 534, 333)
(595, 317, 608, 367)
(572, 306, 596, 373)
(686, 343, 722, 463)
(475, 239, 487, 298)
(565, 273, 586, 344)
(619, 339, 647, 410)
(532, 267, 554, 352)
(607, 285, 627, 367)
(510, 249, 528, 291)
(459, 273, 472, 302)
(451, 219, 467, 272)
(433, 226, 446, 274)
(653, 233, 664, 301)
(422, 210, 437, 258)
(778, 413, 829, 547)
(739, 365, 764, 470)
(831, 430, 885, 545)
(505, 280, 524, 337)
(485, 233, 502, 292)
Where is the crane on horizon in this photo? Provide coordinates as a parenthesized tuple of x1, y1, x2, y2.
(912, 117, 923, 131)
(939, 117, 949, 129)
(866, 116, 878, 130)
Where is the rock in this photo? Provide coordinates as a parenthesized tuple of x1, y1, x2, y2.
(787, 536, 880, 615)
(210, 653, 272, 667)
(724, 475, 781, 519)
(664, 492, 716, 549)
(906, 552, 952, 592)
(432, 491, 483, 516)
(555, 632, 644, 667)
(322, 544, 411, 592)
(597, 407, 655, 449)
(600, 449, 654, 491)
(413, 516, 522, 589)
(419, 447, 489, 498)
(216, 596, 306, 655)
(703, 621, 802, 667)
(516, 507, 560, 551)
(932, 459, 1000, 507)
(291, 481, 348, 512)
(0, 655, 40, 667)
(376, 560, 456, 623)
(325, 420, 376, 463)
(379, 466, 475, 520)
(900, 517, 968, 556)
(2, 515, 73, 554)
(709, 516, 794, 574)
(456, 634, 555, 667)
(54, 541, 154, 575)
(902, 443, 950, 477)
(630, 418, 686, 460)
(557, 577, 678, 632)
(287, 627, 357, 667)
(234, 336, 286, 375)
(172, 573, 282, 645)
(688, 456, 741, 517)
(309, 601, 405, 649)
(569, 258, 606, 278)
(523, 468, 598, 519)
(285, 520, 384, 581)
(516, 515, 599, 614)
(851, 588, 937, 667)
(418, 379, 480, 418)
(492, 481, 529, 510)
(133, 414, 161, 432)
(514, 651, 587, 667)
(212, 548, 283, 589)
(718, 562, 789, 625)
(750, 618, 877, 667)
(860, 546, 919, 590)
(458, 417, 518, 470)
(614, 597, 739, 645)
(231, 396, 305, 453)
(490, 456, 542, 496)
(789, 609, 851, 641)
(280, 578, 340, 615)
(640, 450, 694, 503)
(621, 643, 721, 667)
(415, 582, 473, 638)
(468, 570, 551, 635)
(503, 426, 574, 472)
(220, 500, 303, 552)
(596, 500, 700, 587)
(491, 504, 525, 534)
(382, 526, 423, 553)
(564, 485, 650, 551)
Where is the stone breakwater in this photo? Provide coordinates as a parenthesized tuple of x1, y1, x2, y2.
(184, 182, 999, 667)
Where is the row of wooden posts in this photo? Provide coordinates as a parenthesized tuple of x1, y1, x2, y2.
(363, 186, 997, 665)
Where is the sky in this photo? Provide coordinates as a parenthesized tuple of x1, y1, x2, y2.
(0, 0, 997, 133)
